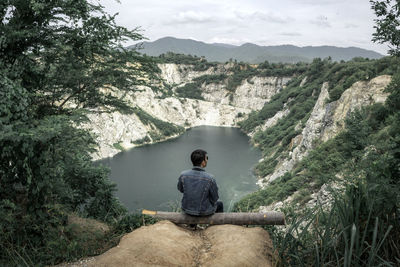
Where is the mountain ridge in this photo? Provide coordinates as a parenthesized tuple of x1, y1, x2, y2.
(133, 36, 383, 63)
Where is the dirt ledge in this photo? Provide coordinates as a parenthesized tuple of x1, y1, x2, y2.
(58, 220, 274, 267)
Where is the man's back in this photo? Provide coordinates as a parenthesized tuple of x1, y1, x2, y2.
(177, 167, 219, 216)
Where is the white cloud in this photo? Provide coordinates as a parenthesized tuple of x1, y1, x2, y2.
(310, 15, 331, 28)
(345, 23, 359, 29)
(99, 0, 389, 55)
(280, 32, 303, 37)
(233, 10, 292, 24)
(168, 11, 216, 25)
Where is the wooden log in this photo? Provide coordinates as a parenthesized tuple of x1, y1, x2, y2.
(142, 210, 285, 225)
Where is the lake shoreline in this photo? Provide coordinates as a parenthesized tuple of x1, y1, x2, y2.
(99, 126, 261, 212)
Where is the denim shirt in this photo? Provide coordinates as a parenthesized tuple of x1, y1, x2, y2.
(177, 167, 219, 216)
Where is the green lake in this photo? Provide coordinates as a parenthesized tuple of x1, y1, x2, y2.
(100, 126, 261, 212)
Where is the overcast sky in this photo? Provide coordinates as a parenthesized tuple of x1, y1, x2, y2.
(100, 0, 389, 55)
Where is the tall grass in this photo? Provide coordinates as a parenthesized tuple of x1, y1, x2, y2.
(267, 177, 397, 266)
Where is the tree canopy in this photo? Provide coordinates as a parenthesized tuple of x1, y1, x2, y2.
(0, 0, 157, 265)
(371, 0, 400, 56)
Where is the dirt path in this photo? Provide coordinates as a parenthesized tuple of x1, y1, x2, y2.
(61, 220, 275, 266)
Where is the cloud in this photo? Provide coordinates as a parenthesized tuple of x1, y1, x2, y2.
(310, 15, 331, 28)
(287, 0, 343, 5)
(167, 10, 216, 25)
(345, 23, 358, 29)
(280, 32, 302, 37)
(100, 0, 388, 54)
(233, 10, 291, 24)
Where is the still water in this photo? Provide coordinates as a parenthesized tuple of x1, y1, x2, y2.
(101, 126, 261, 212)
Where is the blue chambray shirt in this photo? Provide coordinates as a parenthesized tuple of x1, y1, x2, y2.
(177, 166, 219, 216)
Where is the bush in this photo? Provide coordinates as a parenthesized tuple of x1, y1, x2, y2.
(175, 83, 204, 100)
(133, 107, 185, 138)
(236, 72, 400, 265)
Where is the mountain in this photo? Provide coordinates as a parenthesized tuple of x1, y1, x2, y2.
(133, 37, 384, 63)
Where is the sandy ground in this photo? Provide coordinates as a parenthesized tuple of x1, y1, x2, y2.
(58, 220, 274, 267)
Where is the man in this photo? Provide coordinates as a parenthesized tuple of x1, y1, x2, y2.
(177, 149, 223, 216)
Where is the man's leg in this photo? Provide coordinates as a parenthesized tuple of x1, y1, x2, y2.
(216, 201, 224, 213)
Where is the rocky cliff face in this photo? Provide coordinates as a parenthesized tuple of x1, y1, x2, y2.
(202, 76, 290, 109)
(88, 61, 391, 190)
(88, 63, 290, 160)
(257, 75, 392, 187)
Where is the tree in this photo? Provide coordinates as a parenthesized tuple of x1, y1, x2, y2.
(0, 0, 157, 265)
(370, 0, 400, 56)
(1, 0, 159, 114)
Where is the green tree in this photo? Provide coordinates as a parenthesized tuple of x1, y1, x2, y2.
(0, 0, 156, 265)
(371, 0, 400, 56)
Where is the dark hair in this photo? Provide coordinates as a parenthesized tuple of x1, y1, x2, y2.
(191, 149, 207, 166)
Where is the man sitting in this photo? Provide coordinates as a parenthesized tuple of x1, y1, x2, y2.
(177, 149, 223, 216)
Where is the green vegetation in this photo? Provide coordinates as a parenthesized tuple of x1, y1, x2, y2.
(235, 2, 400, 264)
(0, 0, 158, 265)
(132, 135, 151, 145)
(238, 56, 400, 179)
(171, 57, 308, 99)
(175, 82, 205, 100)
(113, 142, 125, 151)
(155, 52, 218, 71)
(225, 61, 308, 92)
(323, 56, 400, 102)
(133, 107, 185, 139)
(371, 0, 400, 57)
(193, 73, 228, 85)
(236, 76, 400, 265)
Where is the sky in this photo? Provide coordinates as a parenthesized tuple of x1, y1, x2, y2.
(99, 0, 389, 55)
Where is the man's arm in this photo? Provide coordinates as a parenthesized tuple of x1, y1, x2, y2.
(177, 175, 184, 193)
(209, 178, 219, 204)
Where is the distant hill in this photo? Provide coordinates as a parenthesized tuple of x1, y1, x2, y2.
(132, 37, 383, 63)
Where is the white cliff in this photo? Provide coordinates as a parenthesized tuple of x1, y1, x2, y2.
(87, 63, 289, 160)
(131, 86, 250, 127)
(258, 75, 391, 187)
(86, 111, 152, 160)
(201, 76, 291, 110)
(157, 63, 225, 85)
(231, 76, 291, 109)
(321, 75, 392, 141)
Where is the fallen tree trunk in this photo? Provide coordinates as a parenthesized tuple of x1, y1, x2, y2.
(142, 210, 285, 225)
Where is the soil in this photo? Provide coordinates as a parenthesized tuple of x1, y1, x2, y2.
(57, 220, 275, 267)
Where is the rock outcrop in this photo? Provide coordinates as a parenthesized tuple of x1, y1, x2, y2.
(258, 75, 391, 186)
(202, 76, 291, 109)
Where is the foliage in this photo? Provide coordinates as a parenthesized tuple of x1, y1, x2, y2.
(371, 0, 400, 56)
(193, 73, 228, 85)
(112, 214, 158, 235)
(238, 58, 329, 134)
(155, 52, 218, 70)
(323, 56, 400, 102)
(172, 59, 307, 99)
(269, 178, 397, 266)
(224, 61, 307, 92)
(113, 142, 125, 151)
(238, 56, 400, 181)
(174, 74, 227, 100)
(175, 82, 205, 100)
(131, 135, 151, 145)
(0, 0, 157, 265)
(133, 107, 185, 139)
(241, 6, 400, 262)
(235, 71, 400, 265)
